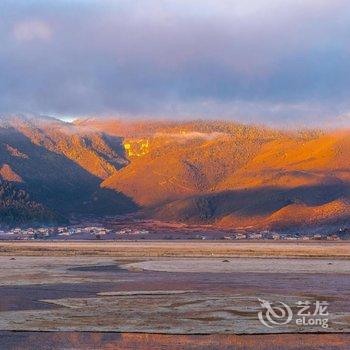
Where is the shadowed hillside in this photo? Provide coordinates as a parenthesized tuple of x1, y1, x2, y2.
(0, 115, 137, 226)
(79, 118, 350, 231)
(0, 180, 64, 226)
(1, 115, 350, 231)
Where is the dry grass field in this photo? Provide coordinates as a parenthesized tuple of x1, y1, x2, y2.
(0, 240, 349, 258)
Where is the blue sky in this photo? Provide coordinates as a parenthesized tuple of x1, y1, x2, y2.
(0, 0, 350, 126)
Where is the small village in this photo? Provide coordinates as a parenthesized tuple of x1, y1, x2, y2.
(0, 224, 346, 241)
(0, 225, 151, 240)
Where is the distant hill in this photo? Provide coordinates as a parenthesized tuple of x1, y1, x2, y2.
(0, 115, 136, 226)
(1, 114, 350, 231)
(80, 118, 350, 232)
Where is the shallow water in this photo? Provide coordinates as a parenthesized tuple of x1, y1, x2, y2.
(0, 255, 349, 347)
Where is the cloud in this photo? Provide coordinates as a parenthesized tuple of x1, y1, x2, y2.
(0, 0, 349, 126)
(13, 20, 52, 42)
(155, 131, 227, 141)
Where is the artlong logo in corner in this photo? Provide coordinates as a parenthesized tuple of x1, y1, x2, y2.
(258, 298, 293, 328)
(258, 298, 329, 329)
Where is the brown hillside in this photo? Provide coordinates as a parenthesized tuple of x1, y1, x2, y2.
(79, 118, 350, 230)
(0, 115, 137, 223)
(2, 115, 350, 231)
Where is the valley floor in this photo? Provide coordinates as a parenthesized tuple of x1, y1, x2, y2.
(1, 240, 350, 258)
(0, 241, 349, 349)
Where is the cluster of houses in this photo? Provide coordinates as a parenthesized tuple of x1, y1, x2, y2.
(0, 227, 52, 239)
(220, 231, 342, 241)
(56, 226, 111, 237)
(0, 225, 151, 240)
(0, 226, 345, 241)
(117, 228, 149, 235)
(0, 226, 112, 239)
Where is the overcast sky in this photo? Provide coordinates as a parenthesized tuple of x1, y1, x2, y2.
(1, 0, 350, 126)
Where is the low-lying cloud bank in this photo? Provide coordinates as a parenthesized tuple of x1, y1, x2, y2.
(0, 0, 350, 126)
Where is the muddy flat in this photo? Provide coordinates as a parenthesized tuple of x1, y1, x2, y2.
(0, 242, 349, 349)
(128, 257, 350, 274)
(0, 332, 350, 350)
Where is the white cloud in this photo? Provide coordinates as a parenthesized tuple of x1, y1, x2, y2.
(13, 20, 52, 42)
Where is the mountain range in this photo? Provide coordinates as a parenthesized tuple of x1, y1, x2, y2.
(0, 114, 349, 232)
